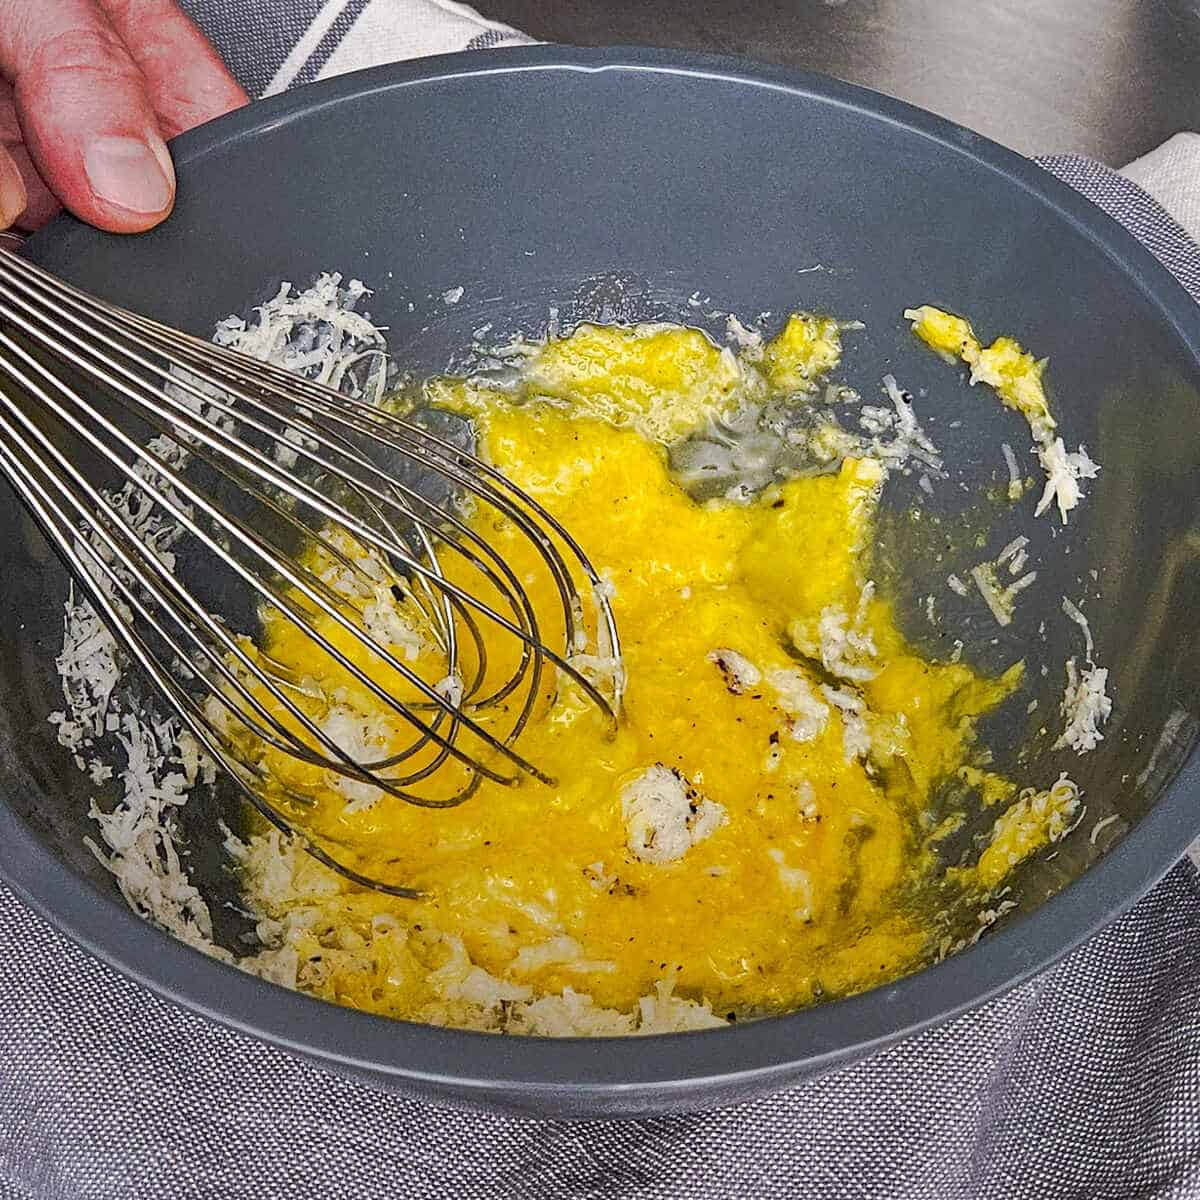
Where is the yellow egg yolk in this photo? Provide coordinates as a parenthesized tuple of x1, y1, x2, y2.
(226, 315, 1041, 1028)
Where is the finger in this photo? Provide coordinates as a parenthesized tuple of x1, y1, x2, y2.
(99, 0, 248, 138)
(6, 141, 61, 230)
(0, 79, 60, 230)
(0, 143, 25, 228)
(0, 0, 176, 233)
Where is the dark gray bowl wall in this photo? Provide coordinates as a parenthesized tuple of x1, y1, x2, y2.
(0, 48, 1198, 1117)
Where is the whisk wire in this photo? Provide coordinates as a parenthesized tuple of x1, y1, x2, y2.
(0, 246, 622, 894)
(0, 399, 425, 897)
(0, 253, 617, 722)
(0, 317, 548, 798)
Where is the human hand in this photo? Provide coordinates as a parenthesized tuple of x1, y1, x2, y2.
(0, 0, 247, 233)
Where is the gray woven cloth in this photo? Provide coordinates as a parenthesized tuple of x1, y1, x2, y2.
(4, 5, 1200, 1198)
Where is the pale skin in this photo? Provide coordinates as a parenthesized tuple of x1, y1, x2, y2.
(0, 0, 247, 232)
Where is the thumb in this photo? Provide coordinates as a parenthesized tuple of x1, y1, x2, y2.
(0, 1, 176, 233)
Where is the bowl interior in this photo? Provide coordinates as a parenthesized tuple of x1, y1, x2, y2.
(2, 48, 1199, 1111)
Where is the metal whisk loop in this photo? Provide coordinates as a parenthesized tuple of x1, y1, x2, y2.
(0, 245, 623, 894)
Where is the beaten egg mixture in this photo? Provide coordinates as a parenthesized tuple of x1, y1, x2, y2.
(224, 310, 1071, 1034)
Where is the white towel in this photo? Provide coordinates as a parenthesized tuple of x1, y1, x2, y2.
(1123, 131, 1200, 244)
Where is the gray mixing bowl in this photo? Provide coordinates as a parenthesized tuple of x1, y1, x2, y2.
(1, 47, 1199, 1118)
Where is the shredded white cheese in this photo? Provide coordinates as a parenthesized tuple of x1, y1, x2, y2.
(725, 314, 764, 359)
(820, 684, 872, 762)
(1001, 442, 1022, 500)
(1034, 437, 1101, 524)
(427, 933, 532, 1007)
(506, 988, 636, 1036)
(82, 712, 224, 957)
(635, 978, 727, 1033)
(49, 584, 122, 754)
(214, 273, 389, 400)
(792, 583, 878, 683)
(1089, 813, 1121, 845)
(361, 588, 428, 661)
(990, 771, 1082, 860)
(766, 668, 830, 743)
(767, 847, 815, 922)
(434, 673, 465, 709)
(996, 535, 1028, 565)
(53, 273, 397, 965)
(970, 561, 1037, 628)
(706, 647, 762, 694)
(1061, 595, 1095, 661)
(319, 706, 392, 812)
(619, 765, 726, 865)
(1054, 597, 1111, 754)
(511, 935, 616, 976)
(863, 375, 943, 474)
(1054, 657, 1111, 754)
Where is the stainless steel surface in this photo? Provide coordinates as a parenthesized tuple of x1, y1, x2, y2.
(0, 247, 620, 895)
(489, 0, 1200, 163)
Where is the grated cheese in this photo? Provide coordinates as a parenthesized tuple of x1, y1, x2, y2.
(507, 988, 636, 1036)
(635, 978, 727, 1033)
(1001, 442, 1022, 500)
(725, 314, 764, 359)
(996, 535, 1028, 565)
(766, 668, 830, 743)
(434, 673, 465, 709)
(83, 712, 226, 957)
(1061, 595, 1095, 661)
(706, 647, 762, 694)
(233, 826, 727, 1036)
(904, 305, 1100, 522)
(54, 272, 396, 965)
(767, 847, 815, 921)
(319, 705, 392, 812)
(1089, 813, 1122, 845)
(975, 771, 1082, 888)
(1054, 597, 1111, 755)
(360, 588, 428, 662)
(970, 562, 1037, 628)
(1034, 437, 1101, 523)
(864, 374, 943, 474)
(426, 933, 532, 1007)
(791, 582, 878, 683)
(49, 584, 122, 754)
(619, 765, 726, 865)
(820, 684, 873, 762)
(511, 935, 617, 976)
(213, 273, 389, 400)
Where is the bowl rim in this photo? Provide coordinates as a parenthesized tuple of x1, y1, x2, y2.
(4, 42, 1200, 1095)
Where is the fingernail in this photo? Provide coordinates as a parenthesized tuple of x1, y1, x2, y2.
(0, 157, 26, 228)
(83, 136, 174, 215)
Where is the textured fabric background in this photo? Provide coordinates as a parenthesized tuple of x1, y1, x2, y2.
(3, 866, 1198, 1200)
(177, 0, 532, 96)
(2, 4, 1200, 1198)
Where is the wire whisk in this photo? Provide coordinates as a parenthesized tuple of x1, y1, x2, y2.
(0, 243, 622, 897)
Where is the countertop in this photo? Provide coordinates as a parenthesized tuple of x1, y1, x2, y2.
(488, 0, 1200, 164)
